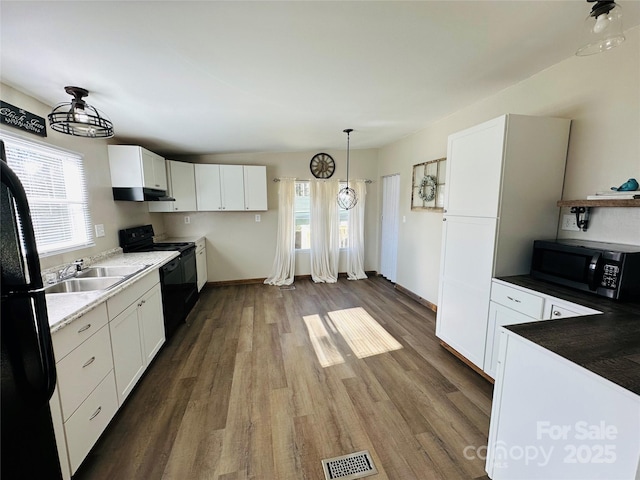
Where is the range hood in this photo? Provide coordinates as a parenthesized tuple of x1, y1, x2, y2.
(112, 187, 175, 202)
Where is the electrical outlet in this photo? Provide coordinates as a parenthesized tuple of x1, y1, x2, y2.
(94, 224, 105, 237)
(184, 216, 190, 224)
(561, 214, 580, 231)
(255, 214, 261, 223)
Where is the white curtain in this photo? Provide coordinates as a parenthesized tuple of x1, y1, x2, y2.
(310, 180, 339, 283)
(264, 178, 296, 286)
(347, 179, 368, 280)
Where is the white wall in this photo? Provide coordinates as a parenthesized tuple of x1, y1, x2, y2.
(0, 83, 166, 270)
(163, 148, 379, 282)
(378, 26, 640, 305)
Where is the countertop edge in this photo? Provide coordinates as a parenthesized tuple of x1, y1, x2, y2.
(47, 251, 179, 333)
(497, 275, 640, 396)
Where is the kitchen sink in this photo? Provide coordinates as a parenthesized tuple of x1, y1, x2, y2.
(76, 265, 148, 278)
(44, 276, 124, 294)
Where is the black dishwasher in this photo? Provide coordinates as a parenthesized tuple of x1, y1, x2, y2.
(119, 225, 198, 339)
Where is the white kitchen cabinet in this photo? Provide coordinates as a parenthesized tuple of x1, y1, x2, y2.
(148, 160, 197, 213)
(484, 280, 601, 379)
(436, 216, 497, 367)
(139, 283, 165, 364)
(109, 301, 146, 405)
(195, 237, 207, 291)
(108, 145, 167, 191)
(444, 115, 506, 218)
(107, 270, 165, 405)
(195, 164, 222, 210)
(50, 386, 71, 480)
(195, 163, 267, 211)
(64, 372, 118, 473)
(436, 114, 571, 372)
(195, 164, 244, 211)
(486, 330, 640, 479)
(50, 302, 118, 476)
(243, 165, 268, 211)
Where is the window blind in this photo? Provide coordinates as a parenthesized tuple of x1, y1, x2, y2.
(2, 131, 94, 256)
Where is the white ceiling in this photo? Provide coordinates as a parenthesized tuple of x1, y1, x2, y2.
(1, 1, 639, 155)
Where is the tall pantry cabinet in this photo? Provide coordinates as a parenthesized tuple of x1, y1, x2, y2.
(435, 114, 571, 372)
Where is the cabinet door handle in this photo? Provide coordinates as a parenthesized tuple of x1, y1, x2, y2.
(82, 356, 96, 368)
(506, 296, 522, 303)
(89, 406, 102, 421)
(77, 323, 92, 333)
(553, 310, 562, 316)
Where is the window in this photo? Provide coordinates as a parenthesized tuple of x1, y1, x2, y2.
(2, 132, 94, 256)
(294, 181, 348, 249)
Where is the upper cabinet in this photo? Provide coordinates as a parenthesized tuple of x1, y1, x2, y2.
(243, 165, 268, 211)
(195, 164, 267, 212)
(149, 160, 197, 213)
(108, 146, 168, 201)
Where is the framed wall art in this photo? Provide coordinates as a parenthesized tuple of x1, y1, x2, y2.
(411, 157, 446, 210)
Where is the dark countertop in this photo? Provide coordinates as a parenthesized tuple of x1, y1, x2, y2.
(497, 275, 640, 396)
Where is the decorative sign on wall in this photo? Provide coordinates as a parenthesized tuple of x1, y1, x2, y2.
(0, 101, 47, 137)
(411, 157, 446, 210)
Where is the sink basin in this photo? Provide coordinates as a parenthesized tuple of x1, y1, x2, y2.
(44, 276, 124, 294)
(76, 265, 148, 278)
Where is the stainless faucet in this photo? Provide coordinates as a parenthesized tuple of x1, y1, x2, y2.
(57, 259, 84, 281)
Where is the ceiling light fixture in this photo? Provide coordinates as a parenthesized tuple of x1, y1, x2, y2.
(576, 0, 625, 56)
(337, 128, 357, 210)
(48, 86, 114, 138)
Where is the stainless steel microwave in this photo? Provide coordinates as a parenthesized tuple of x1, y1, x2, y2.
(531, 239, 640, 300)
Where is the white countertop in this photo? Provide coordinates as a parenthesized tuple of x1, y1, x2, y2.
(46, 251, 179, 333)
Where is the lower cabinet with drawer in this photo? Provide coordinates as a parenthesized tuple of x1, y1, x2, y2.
(484, 279, 601, 378)
(49, 268, 167, 476)
(107, 270, 165, 405)
(51, 302, 118, 477)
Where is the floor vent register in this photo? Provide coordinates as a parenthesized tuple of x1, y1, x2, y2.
(321, 450, 378, 479)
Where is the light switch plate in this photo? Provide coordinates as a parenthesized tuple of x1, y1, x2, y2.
(95, 224, 105, 237)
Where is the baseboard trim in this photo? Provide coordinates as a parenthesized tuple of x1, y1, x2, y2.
(394, 284, 438, 313)
(439, 340, 495, 384)
(208, 270, 380, 287)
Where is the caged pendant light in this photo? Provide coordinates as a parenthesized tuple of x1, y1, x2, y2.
(576, 0, 625, 56)
(48, 86, 114, 138)
(337, 128, 357, 210)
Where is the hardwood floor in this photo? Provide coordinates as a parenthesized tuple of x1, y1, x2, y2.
(74, 277, 493, 480)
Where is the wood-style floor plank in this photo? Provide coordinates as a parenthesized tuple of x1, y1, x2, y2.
(74, 277, 493, 480)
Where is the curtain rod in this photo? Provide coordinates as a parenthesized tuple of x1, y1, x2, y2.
(273, 178, 372, 183)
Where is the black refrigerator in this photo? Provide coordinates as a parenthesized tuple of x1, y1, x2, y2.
(1, 140, 63, 479)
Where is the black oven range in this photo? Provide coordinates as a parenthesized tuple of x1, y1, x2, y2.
(119, 225, 198, 338)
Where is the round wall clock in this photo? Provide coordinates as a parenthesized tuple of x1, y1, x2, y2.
(309, 153, 336, 179)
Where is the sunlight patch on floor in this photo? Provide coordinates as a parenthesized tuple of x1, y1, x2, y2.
(328, 307, 403, 359)
(303, 314, 346, 367)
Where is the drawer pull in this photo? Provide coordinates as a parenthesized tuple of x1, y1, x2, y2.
(82, 356, 96, 368)
(506, 296, 522, 303)
(553, 310, 562, 316)
(77, 323, 92, 333)
(89, 406, 102, 421)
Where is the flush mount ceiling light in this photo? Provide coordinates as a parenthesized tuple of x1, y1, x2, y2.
(48, 86, 114, 138)
(576, 0, 625, 56)
(337, 128, 357, 210)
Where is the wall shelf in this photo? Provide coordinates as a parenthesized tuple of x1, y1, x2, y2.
(557, 199, 640, 208)
(556, 198, 639, 231)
